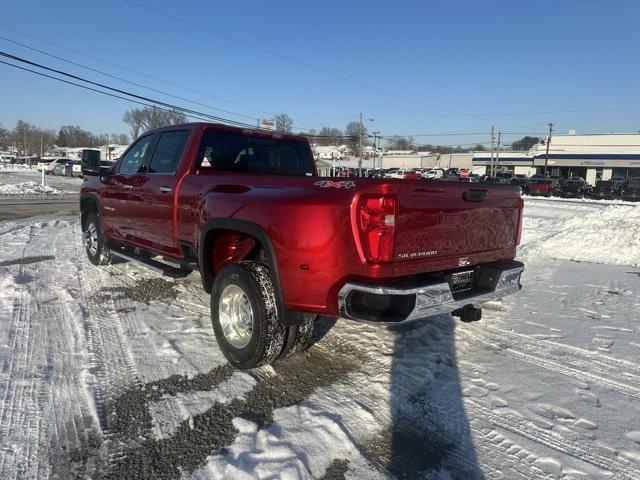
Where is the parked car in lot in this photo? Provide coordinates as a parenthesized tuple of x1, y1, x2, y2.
(37, 157, 70, 175)
(402, 169, 421, 180)
(80, 122, 525, 369)
(495, 171, 514, 183)
(621, 177, 640, 201)
(510, 175, 529, 193)
(528, 178, 562, 197)
(424, 168, 446, 179)
(559, 178, 589, 198)
(53, 159, 74, 176)
(71, 160, 83, 177)
(587, 179, 623, 200)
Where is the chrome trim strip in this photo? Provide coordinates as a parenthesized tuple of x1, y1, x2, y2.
(338, 266, 524, 325)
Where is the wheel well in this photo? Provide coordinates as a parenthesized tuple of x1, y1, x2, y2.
(201, 229, 264, 292)
(80, 197, 98, 229)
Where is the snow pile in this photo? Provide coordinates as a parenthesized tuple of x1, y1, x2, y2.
(187, 406, 382, 480)
(0, 181, 62, 195)
(524, 195, 638, 206)
(520, 205, 640, 267)
(0, 163, 37, 173)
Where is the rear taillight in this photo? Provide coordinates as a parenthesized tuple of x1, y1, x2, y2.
(515, 198, 524, 245)
(358, 196, 396, 262)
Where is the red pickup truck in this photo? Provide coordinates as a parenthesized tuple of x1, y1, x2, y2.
(80, 123, 524, 369)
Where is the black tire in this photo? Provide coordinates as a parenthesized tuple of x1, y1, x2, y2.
(83, 212, 112, 266)
(210, 262, 286, 370)
(281, 313, 317, 358)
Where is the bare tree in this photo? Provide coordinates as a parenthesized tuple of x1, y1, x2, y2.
(317, 127, 343, 146)
(386, 136, 417, 151)
(10, 121, 56, 155)
(112, 133, 129, 145)
(274, 113, 293, 134)
(123, 107, 187, 140)
(345, 121, 368, 154)
(0, 124, 9, 150)
(56, 125, 98, 148)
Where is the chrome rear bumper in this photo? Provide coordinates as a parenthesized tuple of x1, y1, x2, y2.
(338, 261, 524, 324)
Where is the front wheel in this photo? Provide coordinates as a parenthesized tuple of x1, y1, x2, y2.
(211, 262, 286, 369)
(82, 212, 111, 266)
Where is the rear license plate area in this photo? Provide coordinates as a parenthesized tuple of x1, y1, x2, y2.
(446, 270, 474, 293)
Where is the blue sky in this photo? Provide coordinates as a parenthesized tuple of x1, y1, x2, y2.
(1, 0, 639, 146)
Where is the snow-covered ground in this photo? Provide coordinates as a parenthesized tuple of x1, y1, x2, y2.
(0, 201, 639, 479)
(0, 181, 62, 196)
(0, 164, 39, 173)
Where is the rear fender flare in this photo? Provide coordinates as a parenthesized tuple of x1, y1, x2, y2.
(199, 219, 303, 326)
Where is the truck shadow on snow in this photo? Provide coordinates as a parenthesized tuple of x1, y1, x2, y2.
(365, 315, 484, 480)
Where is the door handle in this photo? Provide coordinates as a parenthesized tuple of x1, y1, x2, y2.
(159, 186, 173, 193)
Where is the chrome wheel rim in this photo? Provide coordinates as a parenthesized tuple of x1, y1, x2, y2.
(83, 222, 99, 256)
(218, 284, 254, 349)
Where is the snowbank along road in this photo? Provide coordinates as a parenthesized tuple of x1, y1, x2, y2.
(0, 198, 639, 479)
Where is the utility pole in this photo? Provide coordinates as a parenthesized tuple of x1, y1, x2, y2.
(495, 131, 501, 173)
(543, 122, 554, 178)
(489, 126, 495, 177)
(358, 112, 363, 177)
(371, 131, 380, 169)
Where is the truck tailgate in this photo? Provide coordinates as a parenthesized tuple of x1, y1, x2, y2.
(393, 182, 522, 264)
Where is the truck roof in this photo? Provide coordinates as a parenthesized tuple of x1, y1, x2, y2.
(141, 122, 310, 144)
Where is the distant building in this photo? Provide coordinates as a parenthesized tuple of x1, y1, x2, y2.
(472, 132, 640, 183)
(472, 151, 535, 176)
(530, 133, 640, 184)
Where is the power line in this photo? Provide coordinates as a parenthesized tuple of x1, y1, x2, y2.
(0, 24, 320, 131)
(368, 106, 640, 117)
(0, 35, 260, 122)
(380, 131, 545, 138)
(0, 51, 365, 140)
(0, 51, 261, 129)
(0, 24, 274, 117)
(119, 0, 529, 129)
(0, 60, 218, 124)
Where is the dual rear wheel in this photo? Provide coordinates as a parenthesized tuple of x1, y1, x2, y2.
(210, 262, 315, 370)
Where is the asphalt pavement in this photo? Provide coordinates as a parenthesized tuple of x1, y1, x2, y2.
(0, 170, 81, 220)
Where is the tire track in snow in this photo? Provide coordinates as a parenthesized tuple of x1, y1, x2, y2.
(466, 397, 640, 480)
(482, 323, 640, 374)
(0, 219, 99, 479)
(460, 326, 640, 400)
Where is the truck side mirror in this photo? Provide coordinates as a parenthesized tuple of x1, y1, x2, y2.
(81, 149, 101, 176)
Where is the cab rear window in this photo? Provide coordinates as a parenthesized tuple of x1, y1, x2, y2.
(197, 130, 314, 177)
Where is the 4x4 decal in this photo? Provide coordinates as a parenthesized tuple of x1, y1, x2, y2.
(313, 180, 356, 189)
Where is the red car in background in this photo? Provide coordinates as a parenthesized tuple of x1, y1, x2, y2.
(528, 179, 561, 197)
(403, 170, 422, 180)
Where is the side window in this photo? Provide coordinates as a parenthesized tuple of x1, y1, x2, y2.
(119, 134, 157, 174)
(147, 130, 189, 174)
